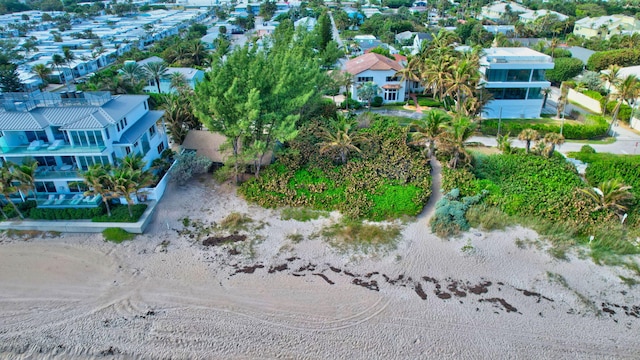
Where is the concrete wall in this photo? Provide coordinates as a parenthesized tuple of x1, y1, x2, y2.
(568, 88, 601, 114)
(0, 200, 158, 234)
(631, 116, 640, 130)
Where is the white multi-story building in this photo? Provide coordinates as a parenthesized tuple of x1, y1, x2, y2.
(480, 47, 554, 119)
(345, 53, 406, 104)
(0, 91, 168, 208)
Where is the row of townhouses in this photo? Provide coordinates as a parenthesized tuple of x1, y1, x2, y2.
(0, 9, 209, 91)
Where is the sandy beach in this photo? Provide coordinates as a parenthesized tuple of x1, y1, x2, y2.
(1, 177, 639, 359)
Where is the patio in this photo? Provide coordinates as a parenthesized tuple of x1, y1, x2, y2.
(35, 193, 102, 208)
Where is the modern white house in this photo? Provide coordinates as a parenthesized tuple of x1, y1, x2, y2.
(0, 91, 168, 208)
(345, 53, 406, 104)
(480, 47, 554, 119)
(137, 57, 205, 94)
(518, 9, 568, 23)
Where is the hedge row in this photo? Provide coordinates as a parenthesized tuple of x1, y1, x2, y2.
(92, 204, 148, 223)
(479, 115, 609, 140)
(587, 48, 640, 72)
(29, 206, 105, 221)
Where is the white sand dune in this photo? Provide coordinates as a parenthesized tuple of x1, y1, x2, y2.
(0, 178, 639, 359)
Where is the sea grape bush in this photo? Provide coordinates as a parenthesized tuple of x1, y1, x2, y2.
(240, 117, 432, 220)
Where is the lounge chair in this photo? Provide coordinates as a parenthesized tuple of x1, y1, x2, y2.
(43, 194, 56, 205)
(27, 140, 43, 151)
(47, 140, 64, 150)
(54, 194, 66, 205)
(70, 194, 83, 205)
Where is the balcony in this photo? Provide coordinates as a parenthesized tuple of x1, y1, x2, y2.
(35, 165, 83, 180)
(0, 142, 106, 156)
(35, 193, 102, 208)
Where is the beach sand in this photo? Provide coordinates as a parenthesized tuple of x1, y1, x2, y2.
(1, 177, 639, 359)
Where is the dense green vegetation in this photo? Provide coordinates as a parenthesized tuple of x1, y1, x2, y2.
(479, 115, 609, 140)
(587, 49, 640, 72)
(568, 152, 640, 228)
(240, 117, 431, 221)
(441, 150, 639, 258)
(26, 203, 147, 222)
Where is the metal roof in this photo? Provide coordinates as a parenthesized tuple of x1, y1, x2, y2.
(116, 110, 164, 144)
(101, 95, 149, 122)
(0, 111, 47, 131)
(60, 110, 113, 130)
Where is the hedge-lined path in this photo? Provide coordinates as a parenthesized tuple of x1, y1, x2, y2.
(418, 156, 443, 224)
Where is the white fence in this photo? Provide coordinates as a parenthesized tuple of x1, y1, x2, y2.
(568, 89, 601, 114)
(631, 116, 640, 130)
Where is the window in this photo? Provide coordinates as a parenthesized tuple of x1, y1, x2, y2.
(488, 88, 504, 99)
(357, 76, 373, 83)
(25, 131, 47, 143)
(504, 88, 527, 99)
(104, 129, 110, 140)
(386, 76, 399, 82)
(141, 134, 150, 155)
(528, 87, 543, 99)
(531, 69, 546, 81)
(506, 69, 531, 82)
(384, 89, 397, 101)
(68, 181, 88, 193)
(486, 69, 507, 82)
(148, 125, 156, 138)
(144, 101, 148, 110)
(125, 146, 131, 155)
(117, 123, 120, 132)
(123, 117, 128, 126)
(34, 156, 56, 167)
(157, 142, 165, 154)
(35, 181, 56, 193)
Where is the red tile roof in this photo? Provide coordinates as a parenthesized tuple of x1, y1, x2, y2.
(345, 53, 404, 75)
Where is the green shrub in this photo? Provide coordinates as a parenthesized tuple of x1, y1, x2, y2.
(2, 200, 37, 219)
(321, 218, 401, 250)
(479, 115, 608, 140)
(430, 189, 486, 238)
(92, 204, 147, 222)
(580, 145, 596, 153)
(340, 97, 362, 110)
(587, 48, 640, 72)
(605, 101, 632, 123)
(371, 96, 383, 107)
(102, 228, 135, 243)
(582, 90, 603, 101)
(465, 204, 511, 231)
(417, 97, 443, 107)
(28, 204, 104, 221)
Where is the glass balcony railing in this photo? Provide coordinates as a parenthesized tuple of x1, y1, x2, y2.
(0, 143, 105, 155)
(35, 168, 83, 180)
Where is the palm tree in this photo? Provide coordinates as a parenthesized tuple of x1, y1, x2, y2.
(0, 166, 23, 219)
(143, 61, 169, 94)
(162, 94, 197, 144)
(439, 116, 476, 169)
(82, 164, 115, 217)
(12, 159, 37, 201)
(542, 88, 551, 108)
(496, 133, 512, 154)
(318, 116, 364, 164)
(63, 48, 76, 84)
(444, 59, 479, 114)
(579, 179, 634, 219)
(189, 41, 207, 67)
(611, 75, 640, 123)
(50, 53, 67, 87)
(518, 129, 539, 154)
(542, 132, 565, 157)
(169, 72, 188, 93)
(422, 55, 452, 100)
(336, 71, 354, 110)
(600, 64, 621, 115)
(111, 168, 144, 218)
(120, 62, 145, 89)
(410, 109, 451, 157)
(31, 64, 52, 87)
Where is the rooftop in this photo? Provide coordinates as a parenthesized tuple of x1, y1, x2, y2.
(481, 47, 553, 65)
(345, 53, 404, 75)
